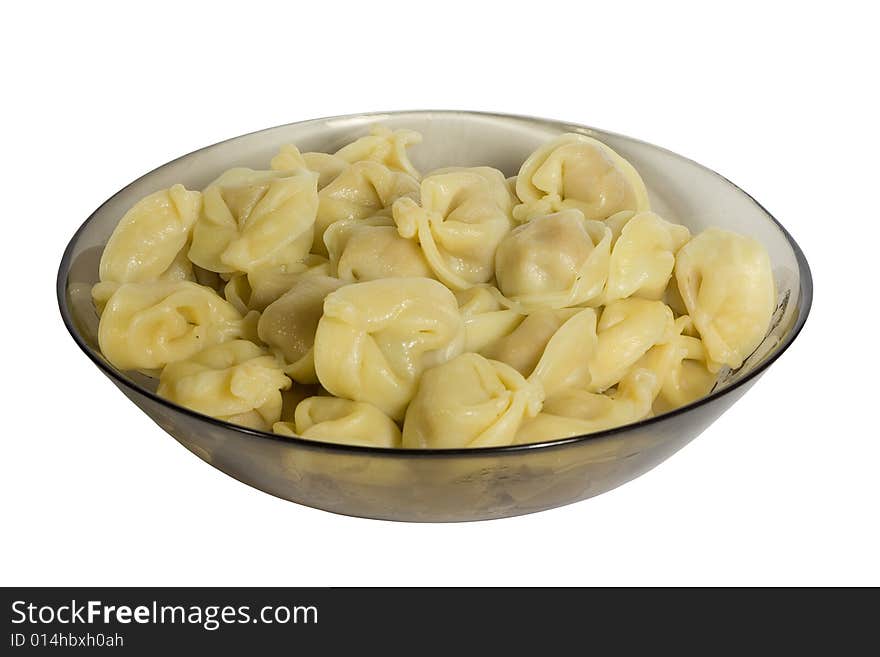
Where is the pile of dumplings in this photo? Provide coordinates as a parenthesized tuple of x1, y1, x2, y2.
(93, 127, 776, 449)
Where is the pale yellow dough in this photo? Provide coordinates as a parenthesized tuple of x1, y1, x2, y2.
(313, 278, 464, 421)
(188, 167, 319, 274)
(324, 215, 434, 282)
(604, 211, 691, 302)
(513, 133, 650, 222)
(158, 340, 291, 432)
(494, 209, 612, 310)
(99, 184, 202, 285)
(312, 161, 419, 256)
(402, 353, 544, 449)
(257, 275, 346, 384)
(92, 126, 778, 450)
(392, 166, 514, 290)
(675, 228, 775, 371)
(273, 397, 401, 448)
(98, 280, 244, 371)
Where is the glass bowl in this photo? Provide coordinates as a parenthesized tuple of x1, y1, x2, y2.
(57, 110, 812, 522)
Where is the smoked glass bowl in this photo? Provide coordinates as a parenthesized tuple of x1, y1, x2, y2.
(57, 111, 812, 522)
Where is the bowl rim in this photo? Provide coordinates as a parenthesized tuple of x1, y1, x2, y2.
(56, 109, 814, 457)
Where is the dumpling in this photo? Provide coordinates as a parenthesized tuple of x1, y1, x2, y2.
(257, 275, 346, 384)
(653, 318, 717, 414)
(312, 161, 419, 255)
(478, 306, 598, 395)
(588, 298, 675, 392)
(513, 133, 650, 222)
(514, 368, 658, 444)
(99, 184, 201, 285)
(605, 209, 636, 242)
(313, 278, 465, 420)
(391, 166, 514, 290)
(494, 209, 611, 310)
(402, 353, 544, 449)
(674, 228, 775, 371)
(334, 126, 422, 179)
(324, 215, 434, 282)
(92, 244, 196, 316)
(517, 315, 687, 444)
(270, 145, 349, 189)
(273, 397, 401, 448)
(604, 211, 691, 302)
(158, 340, 290, 431)
(188, 167, 319, 274)
(482, 308, 578, 374)
(455, 285, 524, 353)
(515, 325, 688, 446)
(223, 254, 330, 314)
(522, 308, 599, 396)
(98, 281, 245, 371)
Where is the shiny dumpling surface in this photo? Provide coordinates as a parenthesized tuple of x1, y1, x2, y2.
(223, 254, 331, 314)
(674, 228, 775, 371)
(392, 166, 514, 290)
(653, 318, 717, 414)
(273, 397, 401, 448)
(455, 285, 525, 354)
(334, 126, 423, 179)
(324, 215, 434, 282)
(188, 167, 318, 274)
(494, 209, 611, 310)
(257, 275, 346, 384)
(270, 144, 349, 189)
(312, 161, 419, 256)
(98, 280, 244, 371)
(588, 298, 675, 392)
(158, 340, 290, 431)
(313, 278, 465, 420)
(91, 125, 782, 450)
(514, 369, 658, 444)
(402, 353, 544, 449)
(99, 184, 202, 285)
(604, 211, 691, 302)
(513, 133, 650, 222)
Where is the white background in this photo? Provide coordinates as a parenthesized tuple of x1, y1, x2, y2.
(2, 1, 877, 586)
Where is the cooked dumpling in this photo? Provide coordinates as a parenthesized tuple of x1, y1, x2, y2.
(588, 298, 675, 392)
(517, 317, 687, 444)
(402, 353, 544, 449)
(392, 166, 514, 290)
(158, 340, 291, 431)
(334, 126, 422, 179)
(513, 133, 650, 222)
(313, 278, 464, 420)
(188, 167, 319, 274)
(481, 308, 580, 377)
(273, 397, 401, 448)
(653, 317, 717, 414)
(605, 209, 636, 242)
(98, 281, 244, 371)
(324, 215, 434, 282)
(514, 369, 658, 444)
(257, 275, 346, 384)
(604, 211, 691, 302)
(223, 254, 330, 314)
(312, 161, 419, 256)
(270, 145, 349, 189)
(455, 285, 525, 353)
(99, 184, 202, 285)
(674, 228, 775, 371)
(92, 244, 196, 316)
(494, 209, 611, 310)
(526, 308, 599, 396)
